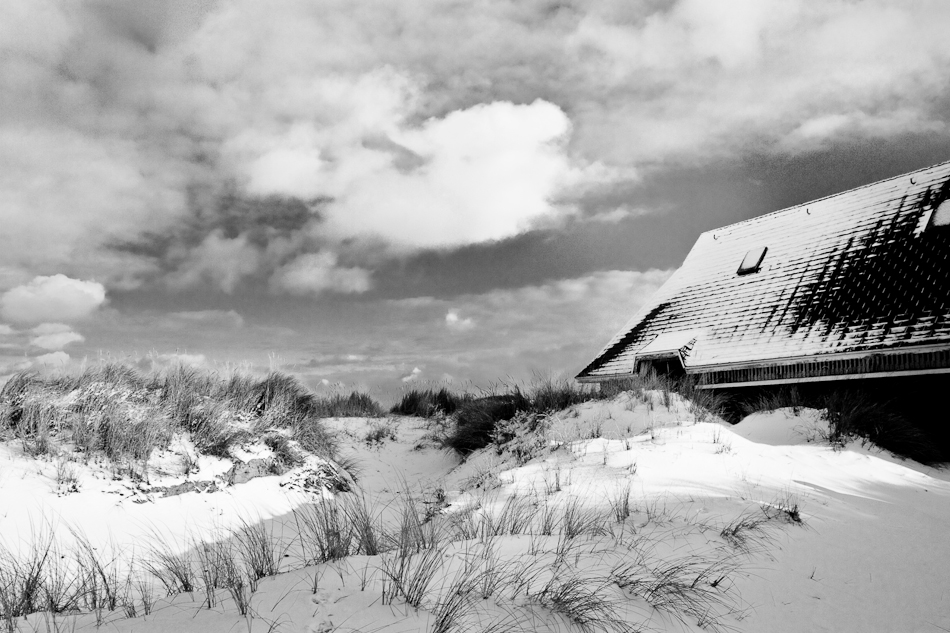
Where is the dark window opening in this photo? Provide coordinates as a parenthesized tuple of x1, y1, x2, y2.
(636, 357, 686, 380)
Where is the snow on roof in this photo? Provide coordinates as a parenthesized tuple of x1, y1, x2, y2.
(579, 160, 950, 380)
(634, 330, 702, 360)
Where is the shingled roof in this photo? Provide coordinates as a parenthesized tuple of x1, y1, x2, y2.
(577, 160, 950, 388)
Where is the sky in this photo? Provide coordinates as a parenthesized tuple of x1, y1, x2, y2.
(3, 0, 950, 400)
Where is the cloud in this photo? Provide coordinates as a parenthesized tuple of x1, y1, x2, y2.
(0, 325, 15, 336)
(0, 275, 106, 324)
(445, 310, 474, 332)
(35, 351, 70, 367)
(2, 0, 950, 295)
(585, 206, 651, 224)
(401, 367, 422, 383)
(165, 231, 263, 293)
(271, 252, 372, 295)
(167, 310, 245, 328)
(30, 331, 84, 350)
(29, 322, 84, 350)
(155, 352, 207, 367)
(567, 0, 950, 162)
(383, 268, 674, 382)
(313, 100, 606, 249)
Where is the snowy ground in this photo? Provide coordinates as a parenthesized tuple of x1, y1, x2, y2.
(1, 391, 948, 632)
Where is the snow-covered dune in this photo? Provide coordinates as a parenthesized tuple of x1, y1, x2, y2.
(1, 395, 947, 632)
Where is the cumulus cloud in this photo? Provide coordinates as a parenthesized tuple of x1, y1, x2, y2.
(35, 351, 70, 367)
(155, 352, 207, 367)
(165, 231, 263, 293)
(445, 310, 474, 332)
(383, 268, 674, 381)
(314, 100, 601, 249)
(2, 0, 950, 294)
(567, 0, 950, 161)
(167, 310, 245, 329)
(30, 331, 84, 351)
(29, 322, 84, 350)
(401, 367, 422, 383)
(271, 252, 372, 296)
(0, 275, 106, 324)
(0, 325, 15, 336)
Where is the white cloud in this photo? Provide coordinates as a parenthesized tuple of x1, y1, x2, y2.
(0, 324, 15, 336)
(31, 323, 72, 335)
(30, 323, 84, 350)
(30, 330, 84, 350)
(167, 310, 245, 328)
(3, 0, 950, 293)
(567, 0, 950, 162)
(0, 275, 107, 324)
(316, 100, 605, 249)
(445, 310, 474, 332)
(383, 268, 674, 381)
(585, 206, 651, 224)
(156, 352, 207, 367)
(166, 231, 263, 293)
(271, 252, 372, 296)
(35, 351, 70, 367)
(401, 366, 422, 383)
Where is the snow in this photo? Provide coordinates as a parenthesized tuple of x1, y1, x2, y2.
(2, 398, 949, 632)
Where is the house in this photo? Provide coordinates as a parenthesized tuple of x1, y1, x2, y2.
(576, 161, 950, 390)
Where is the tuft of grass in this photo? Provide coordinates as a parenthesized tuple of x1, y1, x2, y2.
(738, 386, 806, 417)
(612, 555, 737, 633)
(364, 420, 398, 446)
(442, 372, 733, 456)
(234, 519, 287, 581)
(736, 386, 943, 464)
(561, 498, 609, 540)
(391, 388, 466, 418)
(380, 544, 445, 608)
(443, 376, 598, 455)
(608, 482, 633, 523)
(529, 568, 631, 633)
(761, 491, 804, 525)
(145, 535, 197, 596)
(821, 390, 942, 463)
(528, 376, 598, 414)
(293, 499, 355, 565)
(480, 494, 537, 537)
(491, 411, 551, 465)
(0, 532, 54, 624)
(343, 494, 385, 556)
(53, 457, 80, 494)
(445, 392, 531, 455)
(719, 510, 772, 553)
(262, 433, 302, 471)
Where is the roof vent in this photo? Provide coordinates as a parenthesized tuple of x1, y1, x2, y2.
(737, 246, 767, 275)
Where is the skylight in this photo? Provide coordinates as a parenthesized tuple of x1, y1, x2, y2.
(931, 199, 950, 228)
(737, 246, 767, 275)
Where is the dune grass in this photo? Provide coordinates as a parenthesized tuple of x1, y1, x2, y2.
(0, 364, 383, 474)
(735, 385, 945, 464)
(438, 373, 730, 456)
(391, 388, 468, 418)
(0, 466, 800, 633)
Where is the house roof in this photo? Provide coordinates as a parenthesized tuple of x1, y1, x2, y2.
(578, 160, 950, 381)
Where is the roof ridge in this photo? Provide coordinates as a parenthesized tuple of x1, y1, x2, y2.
(697, 158, 950, 238)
